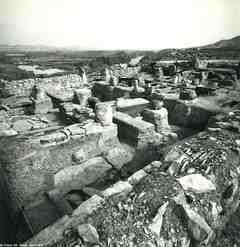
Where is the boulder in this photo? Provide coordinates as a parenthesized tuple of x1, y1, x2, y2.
(177, 173, 216, 193)
(104, 145, 133, 170)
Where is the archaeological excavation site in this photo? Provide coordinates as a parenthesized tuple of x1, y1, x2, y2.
(1, 54, 240, 247)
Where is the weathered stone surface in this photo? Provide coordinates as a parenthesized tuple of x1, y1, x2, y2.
(117, 98, 150, 117)
(0, 74, 84, 98)
(95, 102, 113, 126)
(74, 88, 91, 106)
(72, 195, 104, 218)
(113, 111, 156, 147)
(148, 201, 169, 237)
(104, 145, 133, 170)
(33, 98, 53, 115)
(0, 122, 16, 137)
(173, 193, 215, 245)
(77, 223, 99, 244)
(12, 119, 33, 132)
(0, 120, 119, 210)
(72, 149, 88, 164)
(143, 108, 170, 133)
(46, 188, 73, 216)
(143, 161, 163, 173)
(177, 173, 216, 193)
(54, 157, 112, 194)
(170, 101, 214, 128)
(127, 169, 148, 185)
(0, 128, 18, 137)
(102, 181, 133, 201)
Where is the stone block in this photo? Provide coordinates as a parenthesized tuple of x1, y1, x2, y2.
(104, 145, 133, 170)
(72, 195, 104, 218)
(113, 111, 155, 147)
(102, 181, 133, 202)
(143, 108, 170, 132)
(116, 98, 150, 117)
(33, 98, 53, 115)
(54, 157, 112, 194)
(12, 119, 33, 132)
(143, 161, 163, 173)
(73, 88, 91, 106)
(95, 102, 113, 126)
(127, 169, 148, 185)
(77, 223, 99, 244)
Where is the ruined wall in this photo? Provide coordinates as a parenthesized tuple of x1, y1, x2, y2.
(0, 123, 119, 211)
(92, 82, 132, 101)
(0, 74, 83, 98)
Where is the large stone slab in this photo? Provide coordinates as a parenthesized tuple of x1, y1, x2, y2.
(54, 157, 112, 194)
(117, 98, 150, 117)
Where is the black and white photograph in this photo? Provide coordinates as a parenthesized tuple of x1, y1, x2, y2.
(0, 0, 240, 246)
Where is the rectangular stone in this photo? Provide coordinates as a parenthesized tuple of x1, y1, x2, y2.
(72, 195, 104, 218)
(102, 181, 133, 202)
(113, 111, 155, 146)
(127, 169, 148, 185)
(117, 98, 150, 117)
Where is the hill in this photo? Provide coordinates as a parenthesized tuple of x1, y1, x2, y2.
(204, 35, 240, 49)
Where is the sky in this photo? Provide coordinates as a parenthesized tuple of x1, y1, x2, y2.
(0, 0, 240, 50)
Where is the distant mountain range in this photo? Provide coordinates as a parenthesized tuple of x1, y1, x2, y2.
(0, 35, 240, 53)
(203, 35, 240, 49)
(0, 44, 59, 52)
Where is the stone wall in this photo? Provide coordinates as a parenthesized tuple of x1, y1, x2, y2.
(92, 82, 132, 101)
(0, 123, 119, 211)
(0, 74, 83, 98)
